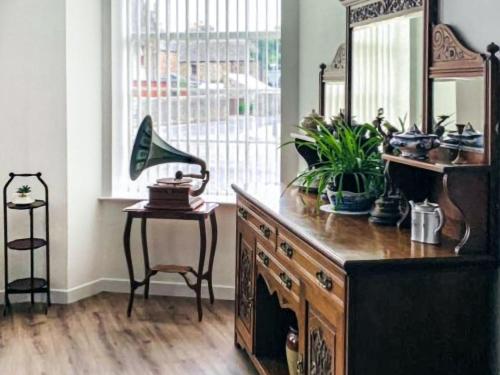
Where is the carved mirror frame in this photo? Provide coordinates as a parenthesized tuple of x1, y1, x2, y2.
(423, 21, 500, 166)
(319, 43, 346, 116)
(339, 0, 499, 166)
(339, 0, 425, 121)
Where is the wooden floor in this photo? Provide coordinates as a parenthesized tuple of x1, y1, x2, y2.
(0, 293, 257, 375)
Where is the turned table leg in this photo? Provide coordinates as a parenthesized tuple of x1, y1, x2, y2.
(141, 218, 152, 299)
(207, 211, 218, 304)
(123, 214, 135, 317)
(195, 218, 208, 322)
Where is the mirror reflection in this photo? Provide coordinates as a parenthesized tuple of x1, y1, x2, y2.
(433, 77, 485, 150)
(324, 82, 345, 119)
(323, 43, 346, 119)
(351, 11, 423, 127)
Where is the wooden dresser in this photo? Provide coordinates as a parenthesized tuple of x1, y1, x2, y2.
(232, 185, 496, 375)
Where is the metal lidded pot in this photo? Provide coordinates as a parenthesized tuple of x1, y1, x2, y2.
(409, 200, 444, 245)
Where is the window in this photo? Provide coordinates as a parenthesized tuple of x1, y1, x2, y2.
(112, 0, 282, 197)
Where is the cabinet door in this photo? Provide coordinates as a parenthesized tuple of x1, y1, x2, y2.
(306, 305, 343, 375)
(235, 220, 255, 351)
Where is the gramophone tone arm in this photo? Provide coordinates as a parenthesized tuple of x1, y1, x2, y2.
(190, 170, 210, 197)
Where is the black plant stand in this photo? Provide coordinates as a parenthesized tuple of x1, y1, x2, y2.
(3, 173, 50, 314)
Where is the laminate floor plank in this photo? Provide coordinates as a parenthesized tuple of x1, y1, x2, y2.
(0, 293, 256, 375)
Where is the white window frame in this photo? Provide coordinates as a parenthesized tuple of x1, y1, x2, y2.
(109, 0, 283, 200)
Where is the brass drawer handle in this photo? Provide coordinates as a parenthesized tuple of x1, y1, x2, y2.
(279, 272, 292, 290)
(259, 224, 271, 239)
(258, 251, 270, 267)
(238, 207, 248, 220)
(316, 270, 333, 291)
(280, 241, 294, 258)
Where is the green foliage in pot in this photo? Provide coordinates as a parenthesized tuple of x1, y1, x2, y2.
(287, 118, 384, 204)
(17, 185, 32, 197)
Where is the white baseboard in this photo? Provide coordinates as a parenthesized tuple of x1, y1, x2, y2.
(0, 278, 235, 305)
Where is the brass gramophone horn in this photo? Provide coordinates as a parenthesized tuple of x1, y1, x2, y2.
(129, 115, 209, 196)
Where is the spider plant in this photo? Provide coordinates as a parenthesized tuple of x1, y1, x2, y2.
(286, 118, 384, 205)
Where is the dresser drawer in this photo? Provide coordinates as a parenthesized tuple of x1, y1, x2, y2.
(237, 199, 277, 250)
(255, 242, 300, 307)
(277, 228, 346, 308)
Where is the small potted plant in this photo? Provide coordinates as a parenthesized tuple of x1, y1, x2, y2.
(13, 185, 35, 205)
(288, 119, 384, 214)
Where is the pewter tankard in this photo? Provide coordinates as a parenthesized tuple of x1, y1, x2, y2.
(409, 200, 444, 245)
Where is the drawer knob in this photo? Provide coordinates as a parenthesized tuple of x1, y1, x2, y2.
(279, 272, 292, 290)
(280, 241, 294, 258)
(259, 224, 271, 239)
(258, 251, 270, 267)
(316, 270, 333, 291)
(238, 207, 248, 220)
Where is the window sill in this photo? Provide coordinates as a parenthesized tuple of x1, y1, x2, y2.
(98, 194, 236, 206)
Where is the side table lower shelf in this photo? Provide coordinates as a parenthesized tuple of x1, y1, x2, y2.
(7, 278, 48, 294)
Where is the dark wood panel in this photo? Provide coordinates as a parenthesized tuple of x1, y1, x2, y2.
(236, 218, 256, 352)
(347, 265, 496, 375)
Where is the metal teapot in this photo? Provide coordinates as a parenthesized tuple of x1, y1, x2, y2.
(409, 200, 444, 245)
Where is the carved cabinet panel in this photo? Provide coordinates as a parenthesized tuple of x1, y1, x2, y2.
(307, 307, 339, 375)
(235, 220, 256, 350)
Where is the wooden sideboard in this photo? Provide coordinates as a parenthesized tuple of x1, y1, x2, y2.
(232, 184, 496, 375)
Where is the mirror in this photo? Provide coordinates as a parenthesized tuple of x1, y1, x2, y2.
(351, 11, 424, 127)
(323, 44, 346, 118)
(432, 77, 485, 151)
(325, 82, 345, 119)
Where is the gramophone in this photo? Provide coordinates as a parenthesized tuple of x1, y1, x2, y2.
(130, 115, 209, 210)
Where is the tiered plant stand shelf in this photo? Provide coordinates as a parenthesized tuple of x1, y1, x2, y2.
(3, 173, 50, 314)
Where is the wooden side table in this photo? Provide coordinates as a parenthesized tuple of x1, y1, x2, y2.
(123, 201, 218, 321)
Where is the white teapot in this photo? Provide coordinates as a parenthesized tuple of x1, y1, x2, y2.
(409, 200, 444, 245)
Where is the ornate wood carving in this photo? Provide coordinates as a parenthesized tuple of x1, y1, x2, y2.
(324, 44, 346, 82)
(349, 0, 423, 26)
(432, 24, 484, 67)
(309, 328, 333, 375)
(257, 270, 298, 313)
(238, 243, 253, 327)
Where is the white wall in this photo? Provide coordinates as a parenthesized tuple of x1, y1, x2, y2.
(299, 0, 346, 118)
(66, 0, 103, 290)
(280, 0, 301, 185)
(0, 0, 68, 291)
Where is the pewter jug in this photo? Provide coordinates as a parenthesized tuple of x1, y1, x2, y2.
(409, 200, 444, 245)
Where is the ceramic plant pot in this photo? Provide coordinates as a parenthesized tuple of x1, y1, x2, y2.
(12, 193, 35, 205)
(327, 189, 374, 213)
(326, 177, 374, 213)
(286, 327, 299, 375)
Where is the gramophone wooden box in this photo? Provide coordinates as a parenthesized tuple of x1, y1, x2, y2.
(145, 184, 204, 211)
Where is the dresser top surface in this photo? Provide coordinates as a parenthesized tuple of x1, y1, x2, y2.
(232, 184, 494, 269)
